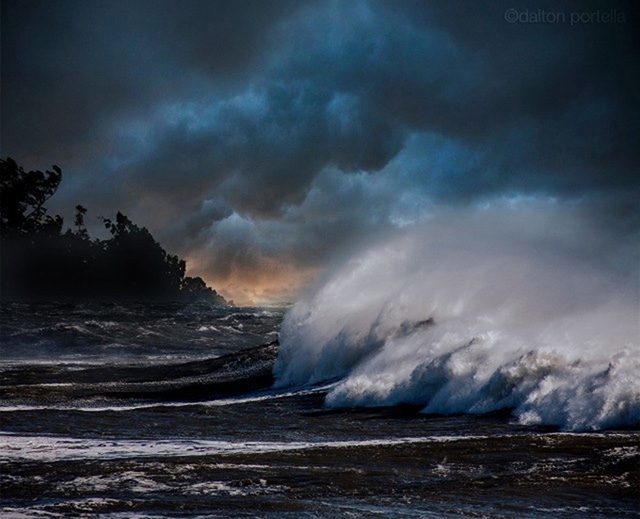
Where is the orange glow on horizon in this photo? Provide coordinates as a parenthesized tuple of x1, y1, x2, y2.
(186, 258, 319, 307)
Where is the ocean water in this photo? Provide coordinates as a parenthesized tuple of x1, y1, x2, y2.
(0, 300, 637, 518)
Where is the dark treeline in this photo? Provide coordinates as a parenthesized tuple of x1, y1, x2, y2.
(0, 157, 227, 304)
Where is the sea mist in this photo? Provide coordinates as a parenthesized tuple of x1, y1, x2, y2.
(274, 201, 639, 430)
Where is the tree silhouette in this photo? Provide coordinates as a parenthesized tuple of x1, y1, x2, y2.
(0, 158, 226, 304)
(0, 157, 63, 236)
(74, 205, 89, 239)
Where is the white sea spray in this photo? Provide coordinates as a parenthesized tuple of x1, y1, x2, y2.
(274, 202, 640, 431)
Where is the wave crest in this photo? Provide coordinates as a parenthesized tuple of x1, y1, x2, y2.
(273, 204, 639, 431)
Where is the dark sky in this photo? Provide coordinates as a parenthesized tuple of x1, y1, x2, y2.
(2, 0, 639, 303)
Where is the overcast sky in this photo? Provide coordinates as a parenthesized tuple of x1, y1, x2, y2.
(2, 0, 638, 304)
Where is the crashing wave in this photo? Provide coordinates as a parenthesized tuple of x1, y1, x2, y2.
(274, 203, 640, 431)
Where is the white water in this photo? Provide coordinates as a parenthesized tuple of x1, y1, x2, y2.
(0, 383, 336, 413)
(0, 432, 492, 462)
(274, 202, 640, 431)
(6, 430, 627, 463)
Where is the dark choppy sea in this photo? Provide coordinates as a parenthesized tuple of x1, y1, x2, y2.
(0, 302, 637, 518)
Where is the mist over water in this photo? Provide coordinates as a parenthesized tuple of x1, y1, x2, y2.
(274, 201, 640, 431)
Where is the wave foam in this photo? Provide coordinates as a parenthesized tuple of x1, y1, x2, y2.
(0, 432, 491, 462)
(273, 203, 640, 431)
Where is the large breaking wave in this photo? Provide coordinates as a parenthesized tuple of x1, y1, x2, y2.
(274, 202, 639, 431)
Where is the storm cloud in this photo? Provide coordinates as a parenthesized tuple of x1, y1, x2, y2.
(2, 0, 638, 303)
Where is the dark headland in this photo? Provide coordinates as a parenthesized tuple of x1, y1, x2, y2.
(0, 157, 227, 304)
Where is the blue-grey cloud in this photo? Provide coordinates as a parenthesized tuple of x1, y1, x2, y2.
(2, 0, 638, 302)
